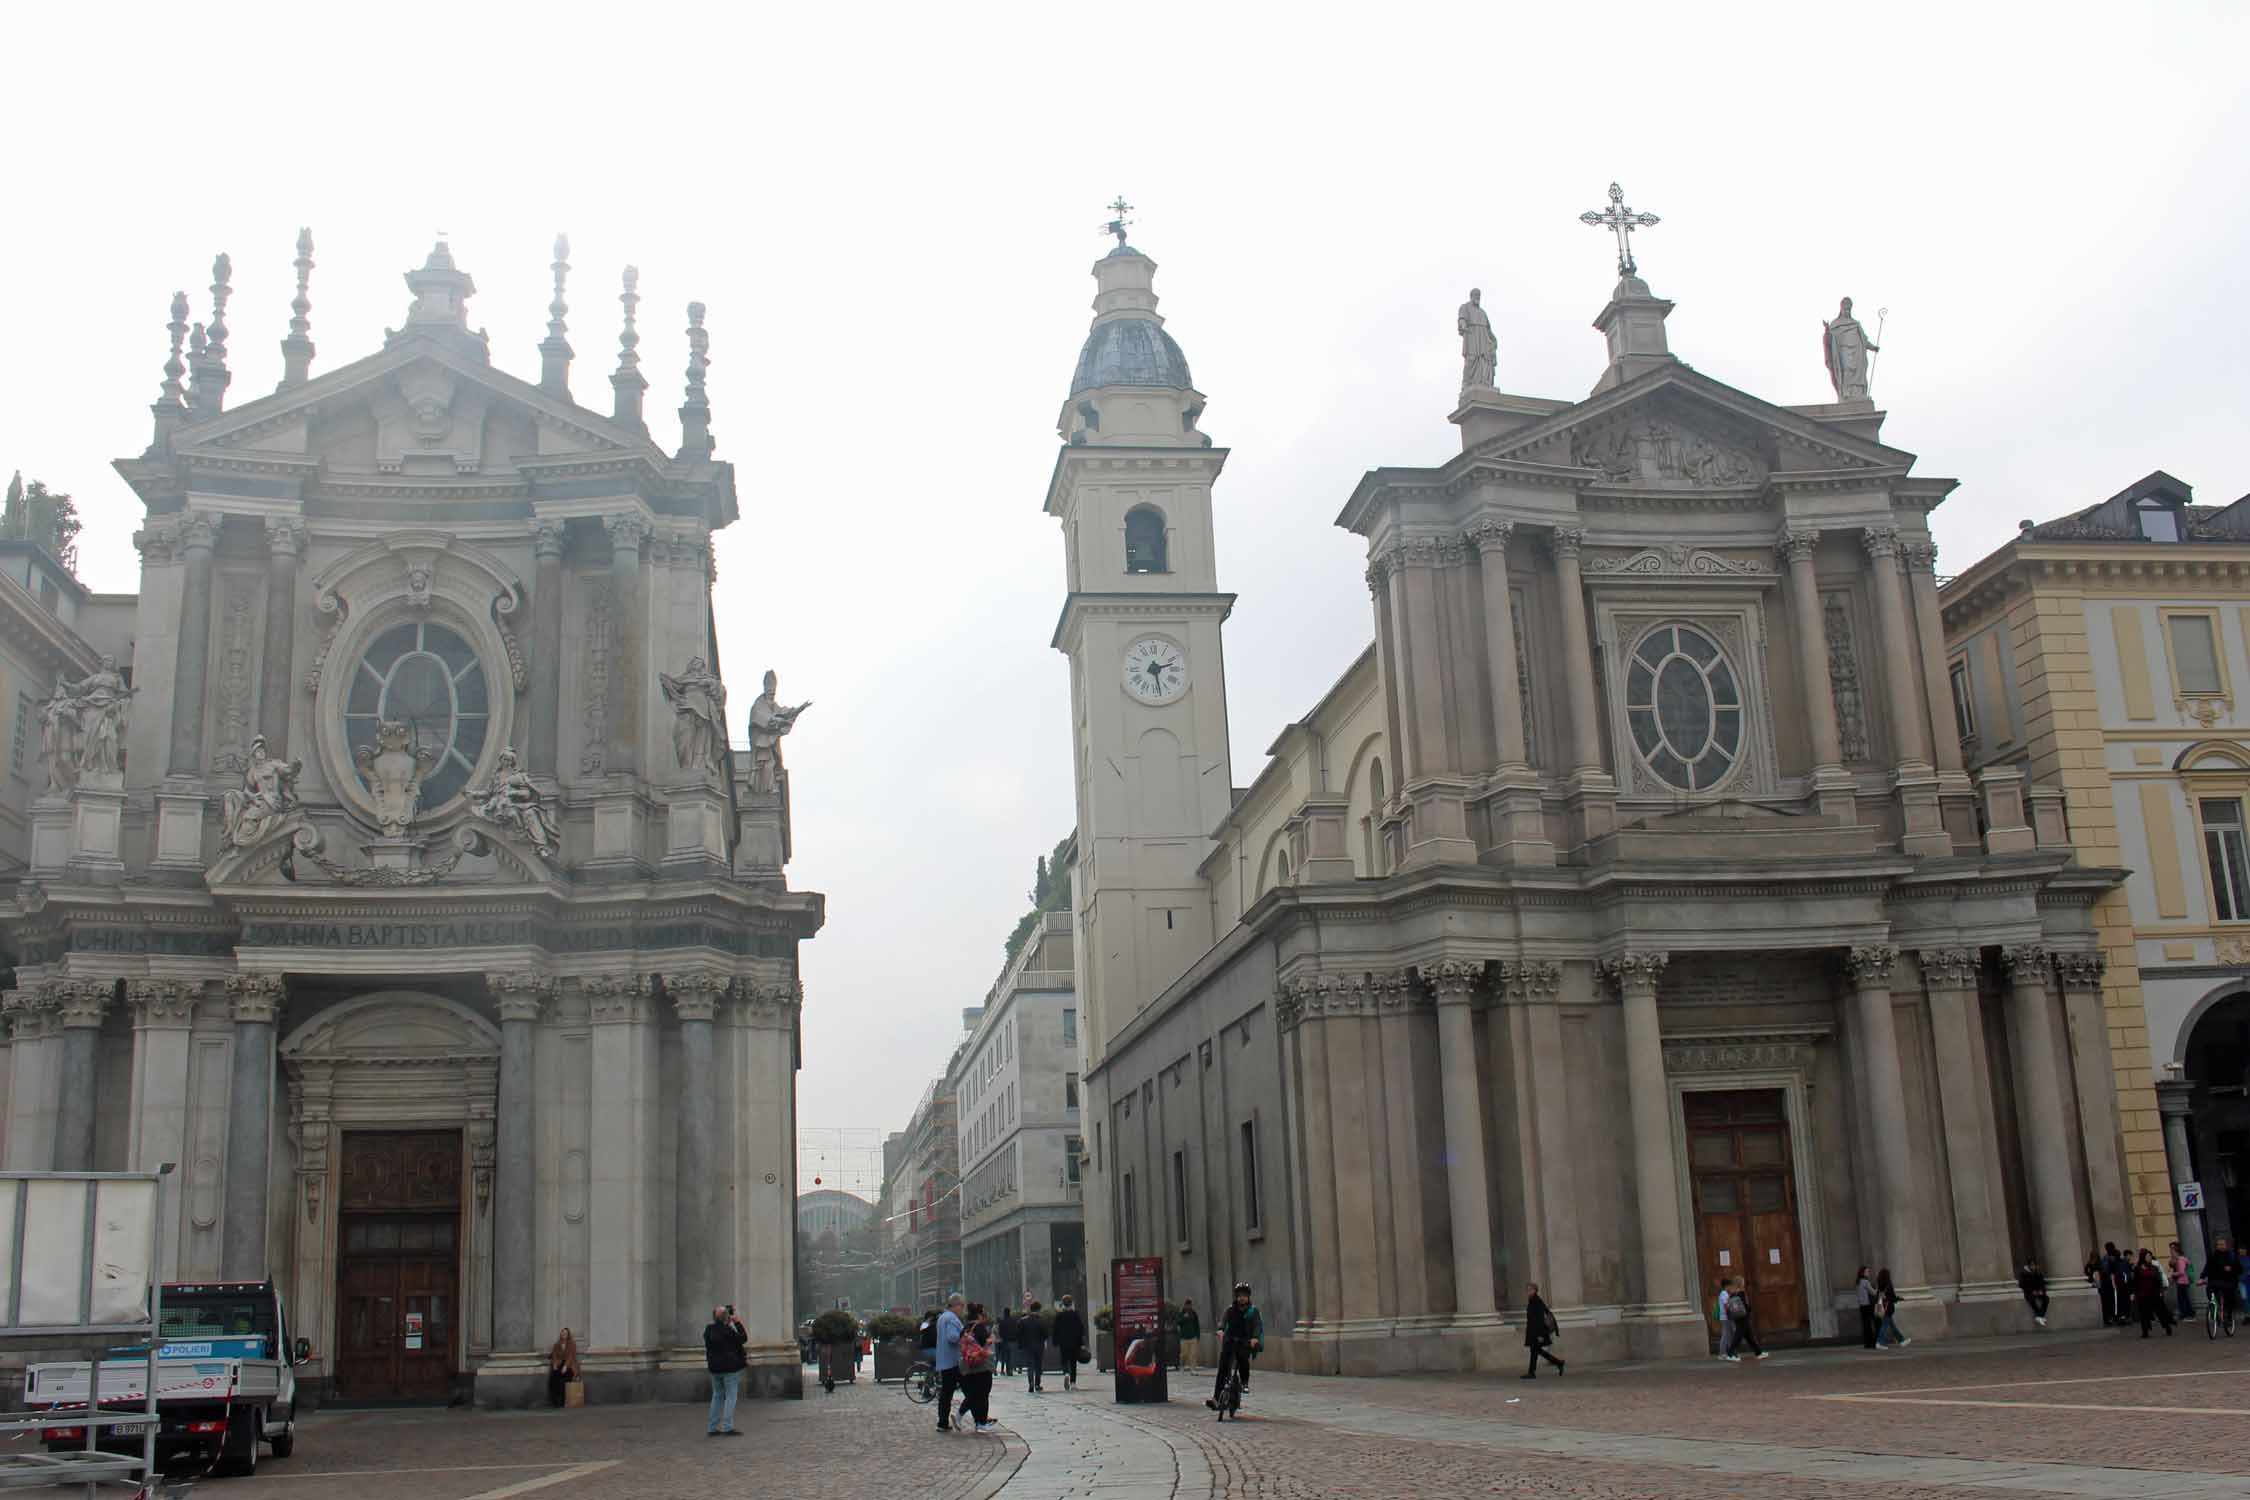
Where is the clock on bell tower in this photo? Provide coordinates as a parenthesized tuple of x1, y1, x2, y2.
(1046, 217, 1235, 1070)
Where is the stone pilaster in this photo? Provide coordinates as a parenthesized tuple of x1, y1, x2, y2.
(602, 515, 650, 779)
(1777, 528, 1856, 818)
(2001, 944, 2083, 1275)
(127, 979, 201, 1275)
(1599, 952, 1688, 1313)
(585, 973, 660, 1351)
(2155, 1078, 2207, 1275)
(2054, 952, 2131, 1249)
(1843, 945, 1925, 1289)
(486, 971, 554, 1352)
(1277, 978, 1342, 1329)
(1549, 528, 1615, 848)
(1863, 527, 1948, 854)
(222, 972, 284, 1279)
(1903, 539, 1978, 845)
(258, 519, 305, 754)
(731, 981, 801, 1373)
(1373, 968, 1434, 1318)
(1499, 959, 1581, 1307)
(1425, 961, 1499, 1323)
(1466, 520, 1552, 866)
(2, 988, 60, 1170)
(667, 969, 729, 1347)
(52, 979, 112, 1172)
(528, 521, 566, 777)
(168, 511, 221, 777)
(1915, 949, 2011, 1286)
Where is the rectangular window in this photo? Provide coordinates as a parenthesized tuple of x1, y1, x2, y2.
(1240, 1119, 1262, 1232)
(1948, 659, 1976, 744)
(2168, 612, 2225, 696)
(2205, 799, 2250, 921)
(1062, 1008, 1077, 1045)
(1122, 1171, 1136, 1252)
(1065, 1135, 1084, 1186)
(1171, 1149, 1191, 1249)
(1066, 1072, 1080, 1110)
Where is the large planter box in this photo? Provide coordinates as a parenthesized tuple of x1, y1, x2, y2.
(817, 1343, 857, 1386)
(1096, 1330, 1114, 1372)
(873, 1336, 918, 1383)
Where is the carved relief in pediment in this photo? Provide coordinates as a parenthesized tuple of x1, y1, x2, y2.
(370, 363, 492, 474)
(1571, 413, 1765, 487)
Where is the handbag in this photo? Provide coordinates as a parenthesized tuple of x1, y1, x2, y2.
(563, 1379, 586, 1408)
(959, 1332, 991, 1374)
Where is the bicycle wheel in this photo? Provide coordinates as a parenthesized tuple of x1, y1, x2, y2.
(905, 1365, 937, 1403)
(2210, 1299, 2221, 1340)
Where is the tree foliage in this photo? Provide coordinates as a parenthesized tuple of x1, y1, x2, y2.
(1002, 834, 1075, 964)
(1, 473, 81, 575)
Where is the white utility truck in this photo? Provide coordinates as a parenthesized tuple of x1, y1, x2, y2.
(28, 1279, 305, 1476)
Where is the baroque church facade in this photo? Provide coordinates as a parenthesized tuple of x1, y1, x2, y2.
(1055, 208, 2133, 1371)
(0, 238, 822, 1403)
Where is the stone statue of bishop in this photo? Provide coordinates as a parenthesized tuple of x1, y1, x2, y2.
(1458, 288, 1498, 392)
(1821, 296, 1879, 402)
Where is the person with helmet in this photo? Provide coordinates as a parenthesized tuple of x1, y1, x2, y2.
(1205, 1282, 1263, 1410)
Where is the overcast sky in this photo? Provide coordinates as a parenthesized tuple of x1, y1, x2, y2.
(8, 4, 2246, 1188)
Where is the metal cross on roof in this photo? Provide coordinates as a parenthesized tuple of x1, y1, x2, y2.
(1580, 182, 1660, 277)
(1100, 197, 1135, 248)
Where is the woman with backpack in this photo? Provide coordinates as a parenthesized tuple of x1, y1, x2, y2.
(1726, 1279, 1766, 1359)
(954, 1302, 998, 1432)
(1874, 1267, 1910, 1348)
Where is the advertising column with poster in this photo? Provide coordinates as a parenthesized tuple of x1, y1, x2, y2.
(1111, 1257, 1166, 1404)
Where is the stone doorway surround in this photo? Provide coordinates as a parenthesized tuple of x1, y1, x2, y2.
(1660, 1026, 1838, 1340)
(280, 991, 501, 1401)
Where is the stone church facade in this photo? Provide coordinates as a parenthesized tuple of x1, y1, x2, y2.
(0, 239, 823, 1403)
(1055, 217, 2132, 1372)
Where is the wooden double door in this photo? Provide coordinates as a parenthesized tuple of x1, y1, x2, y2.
(333, 1130, 463, 1402)
(1685, 1090, 1808, 1340)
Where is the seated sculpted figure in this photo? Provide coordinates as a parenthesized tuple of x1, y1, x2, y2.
(472, 746, 560, 855)
(221, 736, 303, 848)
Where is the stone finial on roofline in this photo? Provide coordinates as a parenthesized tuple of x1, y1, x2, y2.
(540, 233, 573, 397)
(611, 264, 647, 433)
(278, 229, 317, 390)
(678, 301, 714, 460)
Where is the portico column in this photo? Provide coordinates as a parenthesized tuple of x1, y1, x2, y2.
(1844, 946, 1926, 1287)
(257, 519, 304, 754)
(1861, 527, 1932, 769)
(1548, 528, 1605, 777)
(1915, 950, 2010, 1285)
(168, 512, 220, 776)
(602, 514, 650, 779)
(2001, 945, 2085, 1275)
(2054, 953, 2131, 1248)
(527, 521, 566, 775)
(1777, 529, 1843, 771)
(486, 972, 552, 1353)
(1427, 963, 1497, 1321)
(52, 980, 112, 1173)
(1901, 542, 1964, 775)
(222, 973, 284, 1279)
(1601, 953, 1687, 1310)
(1466, 522, 1527, 768)
(669, 970, 725, 1346)
(2, 990, 60, 1170)
(2155, 1078, 2208, 1274)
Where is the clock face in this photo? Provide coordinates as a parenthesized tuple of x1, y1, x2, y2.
(1121, 637, 1188, 704)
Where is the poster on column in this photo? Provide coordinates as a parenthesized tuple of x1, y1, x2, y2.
(1111, 1257, 1167, 1404)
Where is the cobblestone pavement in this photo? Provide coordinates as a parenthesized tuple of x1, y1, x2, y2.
(153, 1330, 2250, 1498)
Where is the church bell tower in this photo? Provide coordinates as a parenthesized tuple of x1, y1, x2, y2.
(1047, 210, 1235, 1070)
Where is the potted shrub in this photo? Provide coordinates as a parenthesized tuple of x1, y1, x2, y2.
(1093, 1304, 1115, 1372)
(811, 1308, 859, 1391)
(868, 1311, 919, 1382)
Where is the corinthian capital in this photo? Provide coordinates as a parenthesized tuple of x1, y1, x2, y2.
(1999, 943, 2048, 984)
(1422, 959, 1485, 1007)
(1547, 526, 1587, 562)
(1900, 539, 1939, 576)
(1598, 951, 1668, 995)
(1463, 518, 1514, 556)
(737, 980, 803, 1030)
(1844, 944, 1898, 986)
(267, 518, 307, 559)
(583, 972, 651, 1024)
(666, 969, 733, 1023)
(53, 978, 115, 1029)
(175, 511, 220, 553)
(1915, 947, 1979, 992)
(2053, 950, 2107, 992)
(128, 978, 202, 1027)
(486, 972, 558, 1023)
(531, 519, 568, 559)
(1775, 527, 1820, 566)
(602, 512, 652, 551)
(1860, 525, 1901, 562)
(225, 972, 286, 1024)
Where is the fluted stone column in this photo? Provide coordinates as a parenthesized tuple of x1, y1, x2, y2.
(528, 521, 566, 775)
(168, 512, 221, 776)
(2001, 946, 2084, 1275)
(2156, 1078, 2208, 1275)
(52, 980, 112, 1173)
(257, 520, 304, 754)
(222, 973, 284, 1278)
(671, 970, 725, 1346)
(603, 514, 650, 779)
(1916, 950, 2010, 1285)
(1427, 962, 1498, 1321)
(1777, 529, 1844, 771)
(487, 972, 552, 1352)
(1602, 953, 1686, 1310)
(2054, 953, 2131, 1248)
(1282, 979, 1343, 1327)
(1548, 528, 1604, 778)
(1845, 946, 1926, 1287)
(1862, 528, 1932, 769)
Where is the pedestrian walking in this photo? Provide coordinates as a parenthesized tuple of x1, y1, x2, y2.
(2134, 1250, 2176, 1336)
(2206, 1236, 2242, 1328)
(933, 1293, 965, 1433)
(957, 1304, 998, 1432)
(703, 1303, 747, 1437)
(1020, 1300, 1047, 1392)
(1520, 1282, 1565, 1379)
(2085, 1250, 2113, 1325)
(1874, 1268, 1910, 1348)
(1856, 1266, 1879, 1349)
(2018, 1258, 2049, 1327)
(1176, 1298, 1201, 1373)
(2104, 1242, 2133, 1327)
(2169, 1241, 2196, 1323)
(1049, 1296, 1087, 1391)
(997, 1306, 1018, 1376)
(1713, 1278, 1738, 1361)
(1727, 1278, 1766, 1359)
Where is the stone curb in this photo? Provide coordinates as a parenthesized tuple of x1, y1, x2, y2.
(955, 1424, 1029, 1500)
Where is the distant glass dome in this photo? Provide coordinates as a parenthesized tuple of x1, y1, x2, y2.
(1070, 317, 1194, 396)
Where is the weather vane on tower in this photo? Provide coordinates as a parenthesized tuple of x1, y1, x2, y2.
(1580, 182, 1660, 277)
(1100, 197, 1135, 248)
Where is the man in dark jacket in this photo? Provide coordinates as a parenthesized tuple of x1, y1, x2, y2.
(1521, 1283, 1564, 1379)
(1047, 1296, 1086, 1392)
(998, 1306, 1019, 1376)
(1205, 1281, 1263, 1409)
(1019, 1301, 1047, 1392)
(704, 1304, 748, 1436)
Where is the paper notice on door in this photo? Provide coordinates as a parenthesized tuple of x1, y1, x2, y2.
(1769, 1248, 1781, 1265)
(1717, 1249, 1731, 1266)
(405, 1312, 425, 1349)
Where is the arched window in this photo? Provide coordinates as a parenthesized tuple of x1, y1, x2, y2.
(1125, 507, 1168, 574)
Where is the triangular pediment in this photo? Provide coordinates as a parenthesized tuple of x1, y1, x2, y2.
(171, 334, 659, 479)
(1474, 365, 1913, 488)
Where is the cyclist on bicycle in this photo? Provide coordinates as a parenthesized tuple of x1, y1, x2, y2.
(1205, 1281, 1263, 1410)
(2206, 1236, 2242, 1328)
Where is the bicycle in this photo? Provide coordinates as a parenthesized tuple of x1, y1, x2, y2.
(1212, 1335, 1255, 1422)
(903, 1359, 939, 1404)
(2206, 1287, 2237, 1340)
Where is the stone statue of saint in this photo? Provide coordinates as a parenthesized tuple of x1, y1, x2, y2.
(39, 656, 132, 792)
(471, 745, 560, 855)
(37, 685, 80, 794)
(747, 669, 811, 795)
(660, 657, 729, 775)
(1821, 296, 1879, 402)
(1457, 288, 1497, 391)
(221, 735, 303, 848)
